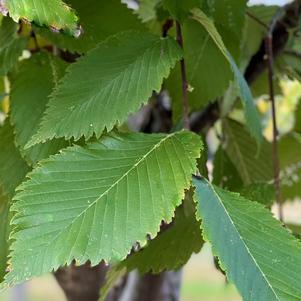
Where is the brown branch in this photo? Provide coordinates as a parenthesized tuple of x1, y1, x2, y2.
(176, 21, 190, 130)
(245, 0, 301, 84)
(265, 32, 284, 221)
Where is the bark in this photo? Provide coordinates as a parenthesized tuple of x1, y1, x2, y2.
(54, 262, 109, 301)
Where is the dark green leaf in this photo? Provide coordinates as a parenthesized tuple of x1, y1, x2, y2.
(191, 8, 263, 145)
(36, 0, 143, 53)
(194, 176, 301, 301)
(0, 18, 27, 76)
(10, 52, 68, 165)
(223, 119, 273, 185)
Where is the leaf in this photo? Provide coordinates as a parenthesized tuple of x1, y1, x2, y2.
(99, 266, 127, 301)
(212, 146, 243, 191)
(0, 121, 30, 198)
(163, 0, 200, 22)
(4, 0, 79, 36)
(4, 131, 202, 287)
(191, 8, 263, 145)
(120, 192, 203, 274)
(279, 133, 301, 200)
(200, 0, 246, 61)
(0, 121, 29, 282)
(193, 176, 301, 301)
(238, 183, 275, 207)
(27, 31, 182, 145)
(99, 192, 203, 301)
(35, 0, 143, 53)
(10, 52, 68, 165)
(242, 5, 277, 68)
(295, 102, 301, 133)
(0, 188, 9, 282)
(223, 119, 273, 185)
(167, 18, 233, 119)
(0, 17, 27, 76)
(136, 0, 161, 23)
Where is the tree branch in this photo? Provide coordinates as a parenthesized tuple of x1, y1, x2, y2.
(265, 16, 284, 221)
(176, 21, 190, 130)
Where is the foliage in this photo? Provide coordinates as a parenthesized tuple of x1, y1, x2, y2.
(1, 0, 301, 300)
(194, 177, 301, 301)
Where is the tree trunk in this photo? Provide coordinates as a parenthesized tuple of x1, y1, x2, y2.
(55, 266, 182, 301)
(54, 262, 109, 301)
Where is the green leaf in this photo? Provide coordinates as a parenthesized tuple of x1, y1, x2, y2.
(28, 31, 182, 145)
(136, 0, 161, 23)
(163, 0, 200, 22)
(99, 266, 127, 301)
(167, 19, 233, 119)
(193, 176, 301, 301)
(0, 121, 29, 282)
(200, 0, 246, 61)
(4, 0, 79, 36)
(279, 133, 301, 200)
(120, 192, 203, 274)
(0, 17, 27, 76)
(99, 192, 203, 301)
(4, 131, 202, 287)
(191, 8, 263, 145)
(0, 121, 30, 198)
(10, 52, 68, 165)
(35, 0, 143, 53)
(295, 102, 301, 133)
(238, 183, 275, 207)
(223, 119, 273, 185)
(0, 188, 9, 282)
(212, 146, 243, 191)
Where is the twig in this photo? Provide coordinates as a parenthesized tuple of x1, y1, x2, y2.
(265, 32, 283, 221)
(30, 30, 40, 51)
(175, 21, 190, 130)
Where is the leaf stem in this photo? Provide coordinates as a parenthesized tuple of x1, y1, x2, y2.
(265, 34, 283, 221)
(175, 21, 190, 130)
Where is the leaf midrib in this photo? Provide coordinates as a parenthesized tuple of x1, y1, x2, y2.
(50, 38, 162, 114)
(34, 132, 181, 251)
(210, 183, 280, 300)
